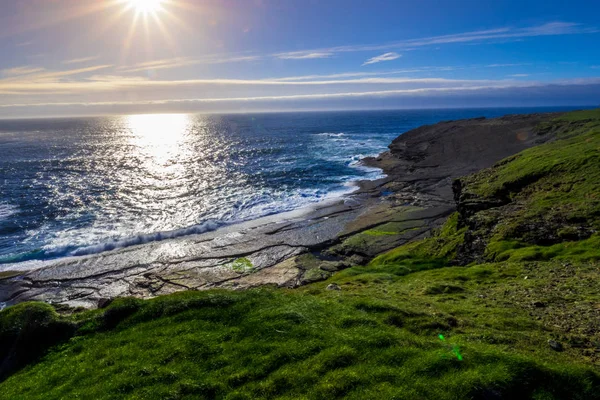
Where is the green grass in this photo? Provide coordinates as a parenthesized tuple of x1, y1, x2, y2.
(369, 212, 466, 270)
(331, 220, 425, 257)
(362, 229, 398, 236)
(2, 109, 600, 399)
(456, 109, 600, 261)
(466, 121, 600, 201)
(487, 235, 600, 262)
(1, 264, 599, 400)
(230, 258, 255, 274)
(555, 109, 600, 122)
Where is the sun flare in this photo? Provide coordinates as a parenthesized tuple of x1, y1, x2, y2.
(113, 0, 182, 56)
(125, 0, 165, 14)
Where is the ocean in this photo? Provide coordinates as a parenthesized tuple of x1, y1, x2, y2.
(0, 107, 582, 269)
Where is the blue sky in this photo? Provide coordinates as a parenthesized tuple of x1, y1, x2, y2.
(0, 0, 599, 117)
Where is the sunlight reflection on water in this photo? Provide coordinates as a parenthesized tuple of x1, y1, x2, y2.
(3, 109, 453, 264)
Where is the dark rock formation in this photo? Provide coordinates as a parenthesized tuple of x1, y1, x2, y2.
(365, 112, 563, 204)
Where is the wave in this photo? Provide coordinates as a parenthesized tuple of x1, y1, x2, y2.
(0, 186, 358, 267)
(0, 203, 18, 222)
(67, 219, 224, 257)
(0, 219, 225, 266)
(314, 132, 346, 137)
(349, 162, 386, 180)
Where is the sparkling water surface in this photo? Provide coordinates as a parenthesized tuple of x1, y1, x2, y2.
(0, 108, 580, 267)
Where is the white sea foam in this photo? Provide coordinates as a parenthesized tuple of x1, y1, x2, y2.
(224, 186, 356, 224)
(66, 219, 224, 257)
(314, 132, 346, 137)
(19, 185, 356, 263)
(0, 203, 18, 222)
(0, 186, 359, 273)
(314, 131, 388, 182)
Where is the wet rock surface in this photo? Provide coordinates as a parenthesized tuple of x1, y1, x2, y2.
(0, 112, 563, 308)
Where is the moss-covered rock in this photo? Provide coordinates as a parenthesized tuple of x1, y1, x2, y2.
(230, 257, 255, 274)
(0, 302, 76, 380)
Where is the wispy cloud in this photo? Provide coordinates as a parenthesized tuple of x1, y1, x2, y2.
(7, 69, 598, 98)
(0, 76, 489, 94)
(0, 64, 113, 85)
(118, 58, 195, 73)
(15, 41, 33, 47)
(274, 51, 333, 60)
(486, 63, 532, 68)
(362, 52, 401, 66)
(4, 63, 597, 97)
(3, 77, 600, 110)
(118, 55, 260, 73)
(87, 75, 150, 83)
(1, 66, 45, 77)
(63, 56, 100, 65)
(263, 65, 540, 82)
(270, 68, 454, 82)
(32, 65, 113, 81)
(592, 66, 600, 69)
(274, 22, 596, 60)
(1, 57, 598, 115)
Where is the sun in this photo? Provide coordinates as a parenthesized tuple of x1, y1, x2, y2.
(125, 0, 165, 14)
(109, 0, 188, 58)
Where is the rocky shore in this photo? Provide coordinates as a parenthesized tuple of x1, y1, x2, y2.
(0, 111, 565, 309)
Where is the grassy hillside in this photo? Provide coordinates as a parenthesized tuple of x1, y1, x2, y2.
(1, 109, 600, 399)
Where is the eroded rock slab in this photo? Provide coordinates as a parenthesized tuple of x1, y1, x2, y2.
(0, 199, 368, 308)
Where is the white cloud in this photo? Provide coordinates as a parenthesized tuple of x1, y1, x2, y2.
(270, 68, 458, 81)
(117, 57, 196, 73)
(0, 75, 511, 95)
(275, 52, 333, 60)
(486, 63, 531, 68)
(87, 75, 149, 82)
(1, 66, 45, 77)
(1, 77, 599, 118)
(2, 77, 600, 110)
(0, 59, 598, 116)
(63, 56, 100, 65)
(362, 52, 401, 66)
(3, 65, 112, 83)
(118, 55, 260, 73)
(3, 66, 599, 101)
(273, 22, 597, 61)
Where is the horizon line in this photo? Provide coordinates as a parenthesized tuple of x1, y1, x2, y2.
(0, 104, 596, 121)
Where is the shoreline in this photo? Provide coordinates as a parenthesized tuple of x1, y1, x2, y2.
(0, 175, 388, 308)
(0, 163, 383, 274)
(0, 110, 568, 309)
